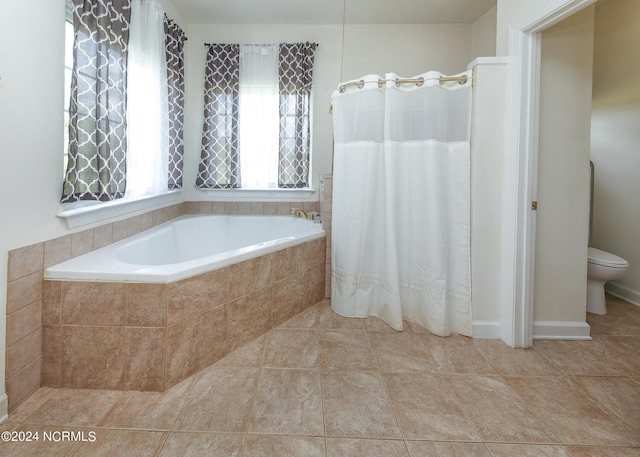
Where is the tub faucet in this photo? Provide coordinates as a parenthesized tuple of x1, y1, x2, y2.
(291, 208, 308, 219)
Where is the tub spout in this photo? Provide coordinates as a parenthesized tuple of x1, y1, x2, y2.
(291, 208, 308, 219)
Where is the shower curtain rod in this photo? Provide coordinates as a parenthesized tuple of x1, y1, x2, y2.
(338, 75, 468, 93)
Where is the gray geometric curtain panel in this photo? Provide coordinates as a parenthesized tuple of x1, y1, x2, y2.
(164, 15, 187, 190)
(196, 44, 241, 189)
(277, 42, 317, 189)
(61, 0, 131, 203)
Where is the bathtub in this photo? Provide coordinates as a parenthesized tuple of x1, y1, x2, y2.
(42, 213, 327, 391)
(45, 214, 325, 283)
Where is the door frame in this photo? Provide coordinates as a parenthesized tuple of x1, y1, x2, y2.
(501, 0, 597, 347)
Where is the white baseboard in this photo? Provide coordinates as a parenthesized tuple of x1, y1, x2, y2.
(0, 393, 8, 424)
(533, 321, 592, 340)
(606, 283, 640, 307)
(472, 321, 502, 339)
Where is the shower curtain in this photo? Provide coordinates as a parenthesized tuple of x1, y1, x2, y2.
(331, 71, 472, 336)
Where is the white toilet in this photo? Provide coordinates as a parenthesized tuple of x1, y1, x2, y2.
(586, 161, 628, 314)
(587, 247, 628, 314)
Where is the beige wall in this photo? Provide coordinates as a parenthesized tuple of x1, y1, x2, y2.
(590, 0, 640, 305)
(533, 6, 595, 322)
(472, 6, 498, 58)
(341, 24, 473, 80)
(496, 0, 549, 55)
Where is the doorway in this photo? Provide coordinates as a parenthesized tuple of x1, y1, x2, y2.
(501, 0, 598, 348)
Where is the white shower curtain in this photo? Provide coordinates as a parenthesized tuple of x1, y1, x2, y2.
(331, 71, 472, 336)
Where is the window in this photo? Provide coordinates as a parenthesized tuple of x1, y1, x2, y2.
(62, 0, 186, 205)
(196, 42, 318, 190)
(238, 44, 280, 189)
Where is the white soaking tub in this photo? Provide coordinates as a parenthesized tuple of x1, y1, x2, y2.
(44, 214, 325, 283)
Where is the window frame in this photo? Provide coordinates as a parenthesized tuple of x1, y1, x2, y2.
(58, 0, 182, 228)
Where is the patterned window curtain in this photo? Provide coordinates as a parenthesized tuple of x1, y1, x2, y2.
(164, 15, 187, 190)
(196, 44, 241, 189)
(278, 42, 317, 188)
(61, 0, 131, 203)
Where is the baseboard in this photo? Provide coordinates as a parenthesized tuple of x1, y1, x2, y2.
(533, 321, 592, 340)
(605, 283, 640, 307)
(0, 393, 8, 424)
(472, 321, 502, 339)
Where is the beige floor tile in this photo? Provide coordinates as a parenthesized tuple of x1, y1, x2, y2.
(404, 320, 428, 332)
(506, 376, 639, 446)
(485, 443, 576, 457)
(472, 339, 560, 376)
(216, 334, 267, 368)
(320, 305, 368, 330)
(157, 432, 245, 457)
(595, 336, 640, 376)
(0, 424, 83, 457)
(326, 437, 409, 457)
(1, 387, 57, 425)
(7, 296, 640, 453)
(364, 315, 401, 332)
(445, 374, 560, 443)
(279, 300, 365, 330)
(587, 297, 640, 337)
(383, 373, 480, 441)
(533, 340, 624, 376)
(276, 302, 326, 329)
(249, 368, 323, 435)
(244, 434, 325, 457)
(99, 376, 195, 430)
(172, 367, 259, 432)
(322, 371, 401, 439)
(427, 334, 498, 375)
(572, 376, 640, 432)
(73, 429, 167, 457)
(367, 332, 438, 373)
(405, 441, 492, 457)
(22, 389, 122, 427)
(587, 312, 640, 337)
(263, 329, 320, 369)
(318, 330, 377, 370)
(568, 446, 640, 457)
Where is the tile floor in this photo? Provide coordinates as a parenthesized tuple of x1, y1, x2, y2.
(1, 294, 639, 456)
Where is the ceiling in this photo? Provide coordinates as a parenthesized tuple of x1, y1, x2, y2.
(171, 0, 497, 25)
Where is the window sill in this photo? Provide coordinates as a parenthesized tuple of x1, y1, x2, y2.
(57, 191, 182, 229)
(203, 188, 315, 200)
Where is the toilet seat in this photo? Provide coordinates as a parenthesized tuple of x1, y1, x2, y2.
(588, 247, 629, 269)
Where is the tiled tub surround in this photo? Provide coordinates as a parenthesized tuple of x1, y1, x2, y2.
(5, 200, 322, 411)
(41, 234, 326, 392)
(5, 204, 186, 412)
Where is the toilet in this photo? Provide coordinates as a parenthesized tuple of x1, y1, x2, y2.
(587, 247, 628, 314)
(586, 161, 628, 314)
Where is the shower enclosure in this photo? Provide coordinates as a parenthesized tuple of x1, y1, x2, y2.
(330, 70, 473, 336)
